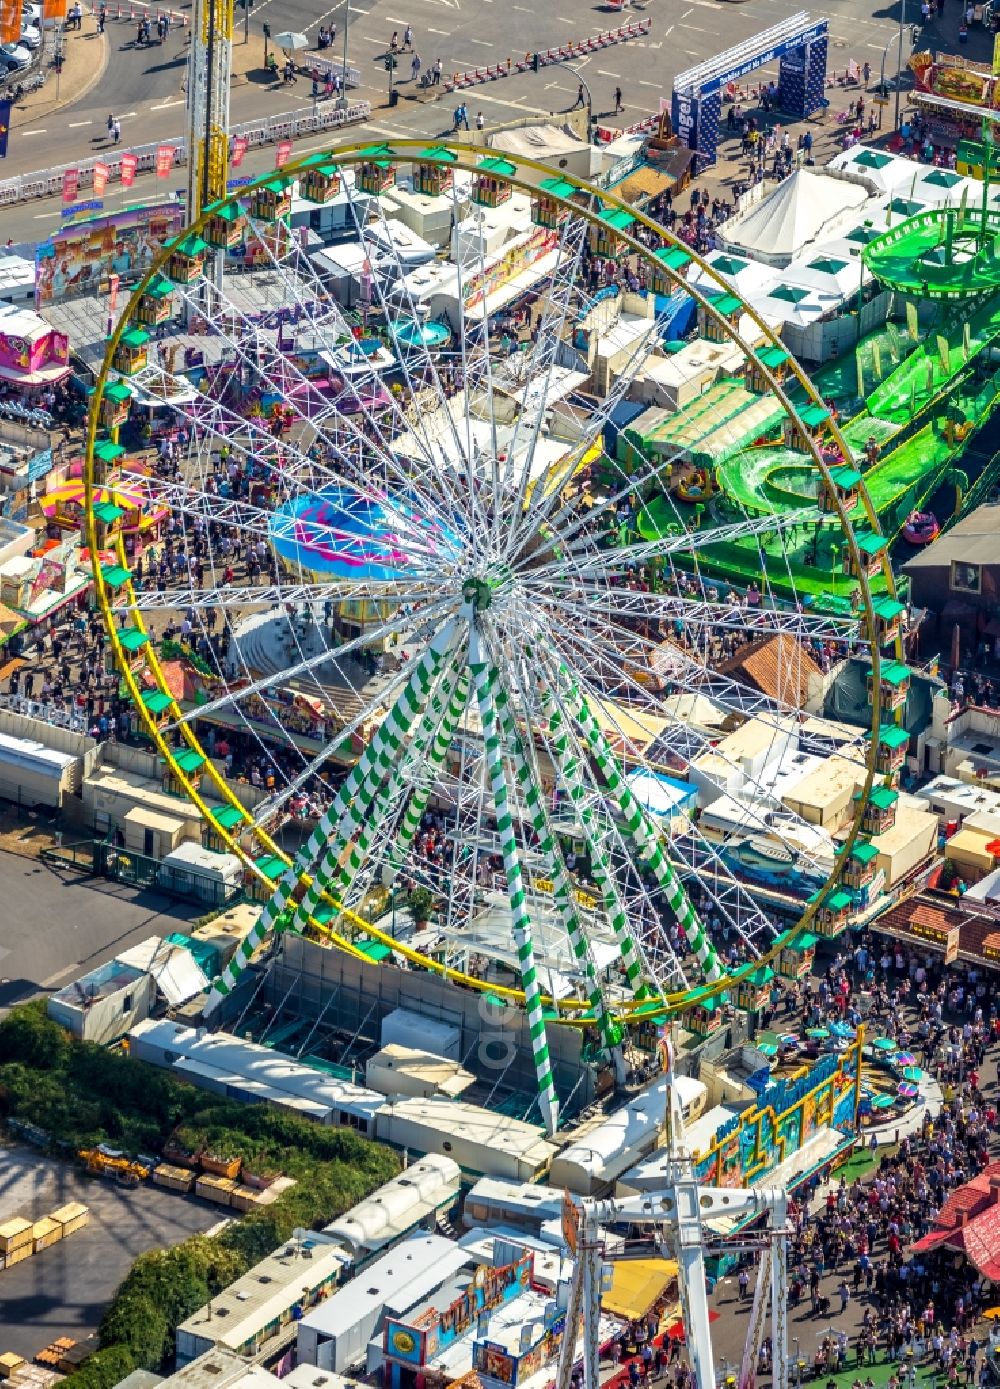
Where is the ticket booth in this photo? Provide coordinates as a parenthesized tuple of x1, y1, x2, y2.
(839, 840, 879, 893)
(417, 146, 458, 196)
(473, 155, 515, 208)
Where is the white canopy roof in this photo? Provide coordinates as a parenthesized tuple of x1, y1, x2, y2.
(719, 169, 869, 267)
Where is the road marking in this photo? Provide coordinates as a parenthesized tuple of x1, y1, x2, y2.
(426, 25, 450, 33)
(22, 128, 47, 134)
(151, 97, 184, 108)
(33, 210, 61, 218)
(596, 69, 620, 77)
(119, 110, 137, 116)
(467, 37, 492, 45)
(636, 78, 660, 86)
(356, 33, 383, 41)
(68, 118, 92, 126)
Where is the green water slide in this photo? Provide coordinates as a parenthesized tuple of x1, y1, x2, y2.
(862, 205, 1000, 301)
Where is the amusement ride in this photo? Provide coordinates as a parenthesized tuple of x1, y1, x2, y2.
(84, 143, 901, 1146)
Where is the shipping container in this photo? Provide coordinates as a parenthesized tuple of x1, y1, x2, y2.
(195, 1175, 237, 1205)
(153, 1163, 196, 1193)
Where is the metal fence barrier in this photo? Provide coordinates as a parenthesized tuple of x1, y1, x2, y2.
(0, 100, 371, 206)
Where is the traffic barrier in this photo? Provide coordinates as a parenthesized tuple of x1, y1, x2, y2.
(444, 18, 649, 92)
(0, 101, 371, 207)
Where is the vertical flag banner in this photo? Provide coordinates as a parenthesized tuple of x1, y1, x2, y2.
(231, 135, 249, 167)
(62, 167, 79, 202)
(0, 0, 21, 46)
(0, 99, 10, 160)
(120, 153, 138, 187)
(275, 139, 292, 168)
(42, 0, 67, 19)
(156, 144, 174, 177)
(93, 161, 110, 196)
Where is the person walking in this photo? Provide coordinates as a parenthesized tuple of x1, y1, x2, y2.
(403, 23, 413, 49)
(98, 3, 106, 31)
(574, 82, 585, 109)
(432, 56, 442, 85)
(410, 50, 421, 81)
(107, 112, 115, 139)
(112, 116, 121, 144)
(476, 109, 484, 130)
(614, 85, 623, 113)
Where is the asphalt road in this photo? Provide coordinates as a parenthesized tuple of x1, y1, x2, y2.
(0, 1144, 221, 1361)
(0, 848, 200, 1010)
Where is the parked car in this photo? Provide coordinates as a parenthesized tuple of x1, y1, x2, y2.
(0, 41, 31, 70)
(19, 23, 41, 48)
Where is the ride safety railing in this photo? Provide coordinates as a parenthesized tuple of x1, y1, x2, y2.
(0, 100, 371, 207)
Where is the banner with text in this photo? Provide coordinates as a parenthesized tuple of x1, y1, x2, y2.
(62, 167, 79, 202)
(275, 139, 292, 168)
(231, 135, 248, 167)
(92, 161, 109, 196)
(156, 144, 175, 178)
(120, 153, 138, 187)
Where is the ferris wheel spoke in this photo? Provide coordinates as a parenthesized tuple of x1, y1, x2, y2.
(532, 664, 680, 999)
(498, 641, 620, 1053)
(166, 594, 454, 733)
(469, 630, 560, 1134)
(285, 644, 469, 939)
(125, 579, 435, 612)
(541, 580, 863, 642)
(168, 274, 468, 551)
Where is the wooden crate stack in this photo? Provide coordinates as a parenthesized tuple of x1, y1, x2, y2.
(16, 1362, 64, 1389)
(0, 1220, 34, 1271)
(0, 1355, 25, 1382)
(35, 1337, 75, 1370)
(31, 1218, 61, 1253)
(50, 1204, 89, 1239)
(153, 1163, 196, 1194)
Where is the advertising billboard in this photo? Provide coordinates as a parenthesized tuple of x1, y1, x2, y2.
(35, 203, 184, 307)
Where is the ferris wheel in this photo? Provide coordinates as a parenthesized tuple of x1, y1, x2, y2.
(86, 141, 892, 1134)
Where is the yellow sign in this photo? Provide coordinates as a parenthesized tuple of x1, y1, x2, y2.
(993, 31, 1000, 76)
(944, 925, 960, 966)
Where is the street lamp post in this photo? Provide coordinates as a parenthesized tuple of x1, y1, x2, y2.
(562, 61, 593, 143)
(894, 0, 907, 132)
(336, 0, 351, 110)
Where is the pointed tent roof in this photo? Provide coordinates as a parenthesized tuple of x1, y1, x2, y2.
(720, 170, 869, 267)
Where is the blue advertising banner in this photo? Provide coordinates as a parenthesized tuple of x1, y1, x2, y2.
(0, 99, 10, 160)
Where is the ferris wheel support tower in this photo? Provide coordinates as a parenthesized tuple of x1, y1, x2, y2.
(186, 0, 232, 233)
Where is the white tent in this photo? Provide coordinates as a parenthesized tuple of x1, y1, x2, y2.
(827, 146, 919, 196)
(687, 249, 777, 300)
(783, 247, 873, 298)
(718, 169, 869, 267)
